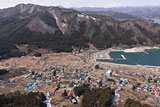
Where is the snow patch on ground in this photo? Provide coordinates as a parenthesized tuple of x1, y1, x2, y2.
(49, 9, 66, 33)
(86, 15, 89, 19)
(78, 13, 97, 21)
(49, 9, 59, 26)
(90, 16, 96, 21)
(78, 14, 85, 18)
(20, 5, 25, 13)
(29, 6, 35, 14)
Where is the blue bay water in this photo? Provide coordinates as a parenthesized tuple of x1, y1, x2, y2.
(154, 20, 160, 24)
(96, 49, 160, 66)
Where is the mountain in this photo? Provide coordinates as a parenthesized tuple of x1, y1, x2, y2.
(0, 4, 47, 19)
(107, 6, 160, 19)
(76, 6, 160, 19)
(83, 11, 143, 21)
(75, 7, 106, 12)
(1, 4, 160, 60)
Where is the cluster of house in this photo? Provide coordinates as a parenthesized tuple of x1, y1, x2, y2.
(153, 86, 160, 96)
(116, 78, 129, 87)
(70, 66, 110, 88)
(113, 69, 160, 97)
(69, 68, 123, 90)
(25, 82, 38, 92)
(71, 66, 92, 79)
(114, 69, 160, 82)
(24, 66, 67, 92)
(137, 84, 152, 92)
(0, 79, 16, 86)
(136, 84, 160, 96)
(20, 64, 160, 106)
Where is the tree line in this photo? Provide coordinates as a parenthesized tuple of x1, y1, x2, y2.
(0, 91, 47, 107)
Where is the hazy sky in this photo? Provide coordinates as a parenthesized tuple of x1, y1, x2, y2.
(0, 0, 160, 9)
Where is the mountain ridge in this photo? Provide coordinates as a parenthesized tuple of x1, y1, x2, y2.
(75, 6, 160, 18)
(83, 11, 143, 21)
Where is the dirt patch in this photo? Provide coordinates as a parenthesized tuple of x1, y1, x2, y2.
(5, 83, 18, 88)
(0, 87, 11, 94)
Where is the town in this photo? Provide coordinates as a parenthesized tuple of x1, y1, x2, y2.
(0, 48, 160, 107)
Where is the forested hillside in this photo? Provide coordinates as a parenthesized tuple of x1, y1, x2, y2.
(0, 91, 46, 107)
(0, 4, 160, 60)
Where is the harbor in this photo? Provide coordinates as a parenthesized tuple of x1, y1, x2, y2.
(88, 46, 160, 67)
(96, 49, 160, 66)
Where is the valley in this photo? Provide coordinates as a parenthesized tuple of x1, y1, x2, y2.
(1, 3, 160, 107)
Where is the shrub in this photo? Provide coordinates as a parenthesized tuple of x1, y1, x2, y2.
(0, 91, 47, 107)
(35, 52, 42, 57)
(95, 64, 100, 69)
(73, 86, 115, 107)
(0, 69, 9, 76)
(124, 99, 152, 107)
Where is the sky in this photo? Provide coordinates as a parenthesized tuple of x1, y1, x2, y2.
(0, 0, 160, 9)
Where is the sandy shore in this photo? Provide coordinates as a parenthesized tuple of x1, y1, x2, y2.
(109, 46, 160, 53)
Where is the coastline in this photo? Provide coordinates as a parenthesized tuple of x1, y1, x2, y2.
(108, 46, 160, 53)
(96, 60, 160, 68)
(88, 46, 160, 68)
